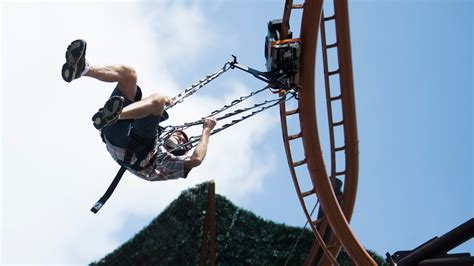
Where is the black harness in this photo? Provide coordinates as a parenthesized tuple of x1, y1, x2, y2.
(91, 115, 167, 214)
(119, 130, 156, 171)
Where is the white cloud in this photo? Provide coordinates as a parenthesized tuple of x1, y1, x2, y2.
(1, 1, 277, 264)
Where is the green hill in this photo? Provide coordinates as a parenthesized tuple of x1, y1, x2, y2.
(90, 182, 385, 265)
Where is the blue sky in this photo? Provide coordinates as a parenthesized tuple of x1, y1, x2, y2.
(344, 0, 472, 255)
(1, 0, 472, 264)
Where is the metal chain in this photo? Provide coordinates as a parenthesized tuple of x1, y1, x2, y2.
(163, 89, 296, 154)
(156, 57, 299, 154)
(158, 84, 284, 149)
(165, 61, 233, 111)
(209, 92, 293, 136)
(156, 60, 233, 147)
(210, 85, 271, 117)
(177, 85, 272, 129)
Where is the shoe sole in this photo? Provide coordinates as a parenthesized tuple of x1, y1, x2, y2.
(92, 97, 124, 129)
(62, 40, 87, 82)
(66, 40, 86, 64)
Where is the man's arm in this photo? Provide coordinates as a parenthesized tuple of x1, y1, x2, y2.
(183, 117, 216, 171)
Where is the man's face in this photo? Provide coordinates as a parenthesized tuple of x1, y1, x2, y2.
(169, 131, 187, 146)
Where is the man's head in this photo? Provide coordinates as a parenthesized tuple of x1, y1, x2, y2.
(164, 130, 192, 156)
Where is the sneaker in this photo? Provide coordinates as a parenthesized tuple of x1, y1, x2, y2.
(92, 96, 125, 130)
(61, 39, 87, 83)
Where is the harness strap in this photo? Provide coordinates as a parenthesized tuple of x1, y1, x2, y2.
(90, 166, 127, 213)
(92, 127, 161, 213)
(91, 146, 154, 214)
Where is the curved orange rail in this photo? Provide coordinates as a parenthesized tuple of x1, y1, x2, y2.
(278, 0, 376, 265)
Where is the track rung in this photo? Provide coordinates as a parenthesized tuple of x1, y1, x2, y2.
(324, 15, 336, 21)
(292, 3, 304, 9)
(335, 171, 346, 176)
(335, 146, 345, 152)
(285, 108, 299, 116)
(330, 95, 342, 101)
(333, 120, 344, 127)
(328, 69, 340, 76)
(301, 188, 314, 197)
(289, 132, 302, 140)
(313, 219, 323, 225)
(293, 159, 307, 167)
(326, 42, 338, 49)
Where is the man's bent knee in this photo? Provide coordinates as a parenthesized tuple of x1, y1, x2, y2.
(118, 65, 138, 101)
(119, 65, 137, 84)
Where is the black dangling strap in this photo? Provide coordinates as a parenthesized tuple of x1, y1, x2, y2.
(90, 166, 127, 214)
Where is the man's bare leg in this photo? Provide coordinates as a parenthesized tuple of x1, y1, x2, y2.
(85, 65, 171, 119)
(119, 94, 172, 119)
(85, 65, 137, 101)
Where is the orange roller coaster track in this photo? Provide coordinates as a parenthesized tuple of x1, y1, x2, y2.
(278, 0, 377, 265)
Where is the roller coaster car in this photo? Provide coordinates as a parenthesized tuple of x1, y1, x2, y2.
(264, 19, 301, 88)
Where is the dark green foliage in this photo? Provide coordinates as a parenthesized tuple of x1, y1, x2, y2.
(337, 249, 387, 266)
(90, 182, 385, 266)
(214, 196, 314, 265)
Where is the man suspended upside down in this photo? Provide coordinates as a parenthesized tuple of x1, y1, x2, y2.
(61, 39, 216, 181)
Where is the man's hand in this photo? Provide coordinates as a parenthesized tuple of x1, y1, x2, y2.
(164, 96, 173, 107)
(184, 117, 216, 171)
(203, 117, 217, 130)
